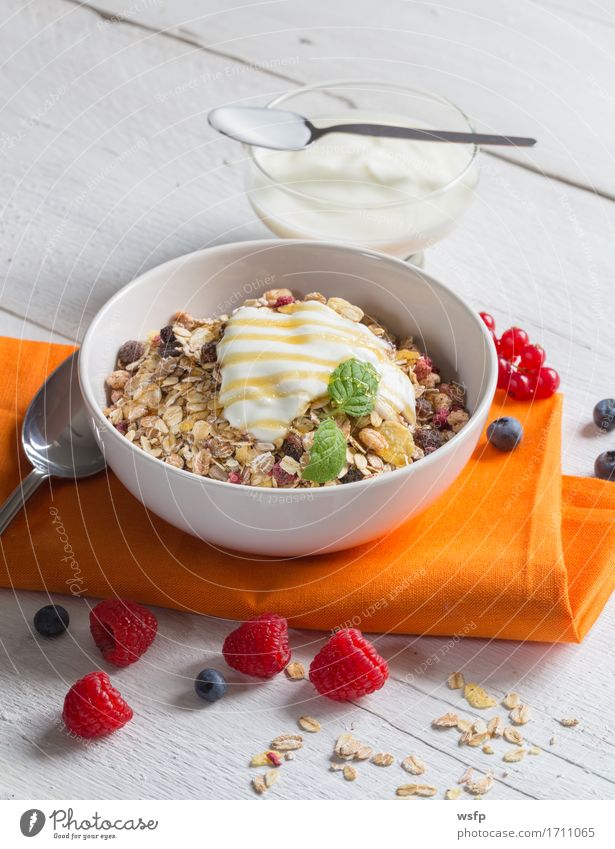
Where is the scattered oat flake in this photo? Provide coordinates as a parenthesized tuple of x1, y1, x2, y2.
(472, 719, 487, 734)
(264, 769, 279, 788)
(343, 765, 357, 781)
(445, 787, 462, 800)
(488, 716, 503, 738)
(503, 747, 526, 763)
(285, 752, 295, 761)
(503, 726, 524, 745)
(458, 767, 474, 784)
(468, 732, 490, 748)
(397, 784, 437, 797)
(271, 733, 303, 751)
(252, 775, 267, 794)
(354, 744, 373, 761)
(464, 683, 497, 709)
(559, 718, 579, 727)
(528, 746, 541, 756)
(503, 691, 520, 709)
(466, 774, 494, 795)
(285, 661, 306, 680)
(372, 752, 395, 767)
(401, 755, 426, 775)
(335, 732, 357, 758)
(457, 718, 472, 733)
(458, 730, 473, 746)
(483, 744, 495, 755)
(433, 712, 459, 727)
(510, 704, 531, 725)
(298, 716, 321, 733)
(447, 672, 465, 690)
(330, 761, 344, 771)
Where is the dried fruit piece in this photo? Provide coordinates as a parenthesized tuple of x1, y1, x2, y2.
(377, 421, 415, 466)
(343, 765, 357, 781)
(372, 752, 395, 767)
(503, 726, 524, 745)
(433, 712, 459, 727)
(285, 661, 306, 680)
(510, 704, 531, 725)
(447, 671, 465, 690)
(464, 683, 497, 709)
(401, 755, 426, 775)
(503, 691, 520, 709)
(298, 716, 321, 733)
(250, 751, 281, 767)
(559, 718, 579, 727)
(271, 734, 303, 751)
(445, 787, 462, 800)
(503, 747, 526, 763)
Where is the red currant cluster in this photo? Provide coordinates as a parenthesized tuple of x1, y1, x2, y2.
(480, 313, 560, 400)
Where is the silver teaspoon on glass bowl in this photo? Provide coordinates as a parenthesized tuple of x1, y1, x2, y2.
(208, 105, 537, 150)
(0, 351, 106, 534)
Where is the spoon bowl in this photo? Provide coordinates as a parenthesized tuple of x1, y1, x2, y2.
(0, 351, 105, 534)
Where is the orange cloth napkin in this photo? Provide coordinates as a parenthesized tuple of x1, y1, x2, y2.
(1, 337, 613, 643)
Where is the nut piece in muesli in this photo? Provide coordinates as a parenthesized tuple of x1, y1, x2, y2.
(103, 290, 470, 487)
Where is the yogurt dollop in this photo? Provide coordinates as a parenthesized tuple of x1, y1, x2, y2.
(217, 300, 415, 442)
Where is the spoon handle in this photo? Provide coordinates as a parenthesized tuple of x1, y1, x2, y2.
(314, 123, 537, 147)
(0, 468, 49, 535)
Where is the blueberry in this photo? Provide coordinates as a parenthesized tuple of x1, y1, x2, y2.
(33, 605, 69, 637)
(195, 668, 228, 702)
(595, 451, 615, 481)
(487, 416, 523, 452)
(593, 399, 615, 432)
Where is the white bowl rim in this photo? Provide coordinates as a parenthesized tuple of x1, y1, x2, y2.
(79, 238, 497, 496)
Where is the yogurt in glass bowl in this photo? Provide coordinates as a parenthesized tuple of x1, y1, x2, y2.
(245, 80, 479, 263)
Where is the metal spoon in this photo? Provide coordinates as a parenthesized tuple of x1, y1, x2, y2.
(0, 351, 105, 534)
(208, 105, 537, 151)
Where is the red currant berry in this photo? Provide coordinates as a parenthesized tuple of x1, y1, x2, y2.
(534, 367, 560, 399)
(479, 312, 496, 332)
(519, 343, 546, 372)
(499, 327, 529, 361)
(507, 371, 532, 400)
(497, 357, 512, 390)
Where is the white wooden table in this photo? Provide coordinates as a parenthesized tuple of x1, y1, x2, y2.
(0, 0, 614, 801)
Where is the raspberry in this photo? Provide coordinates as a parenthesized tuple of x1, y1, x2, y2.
(414, 356, 433, 381)
(90, 599, 157, 667)
(228, 471, 242, 484)
(62, 671, 133, 739)
(309, 629, 388, 701)
(273, 295, 294, 307)
(222, 613, 290, 678)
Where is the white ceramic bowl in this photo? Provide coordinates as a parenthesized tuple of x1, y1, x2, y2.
(79, 240, 496, 557)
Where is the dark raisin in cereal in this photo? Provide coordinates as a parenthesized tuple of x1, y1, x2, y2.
(200, 342, 217, 363)
(415, 428, 445, 455)
(281, 432, 303, 461)
(117, 340, 144, 366)
(160, 325, 175, 344)
(340, 468, 364, 484)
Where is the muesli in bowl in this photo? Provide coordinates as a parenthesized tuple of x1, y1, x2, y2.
(103, 289, 470, 488)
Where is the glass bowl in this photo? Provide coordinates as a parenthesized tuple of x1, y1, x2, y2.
(244, 80, 480, 262)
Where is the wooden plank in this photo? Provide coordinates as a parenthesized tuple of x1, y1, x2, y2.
(69, 0, 615, 196)
(1, 589, 612, 800)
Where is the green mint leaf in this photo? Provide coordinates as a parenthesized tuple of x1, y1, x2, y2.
(302, 419, 347, 483)
(328, 358, 380, 417)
